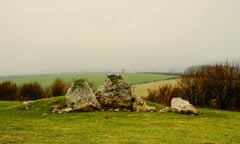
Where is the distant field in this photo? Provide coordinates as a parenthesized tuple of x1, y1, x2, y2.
(133, 79, 179, 97)
(0, 73, 173, 88)
(0, 97, 239, 144)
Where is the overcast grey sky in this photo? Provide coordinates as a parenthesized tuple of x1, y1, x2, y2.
(0, 0, 239, 76)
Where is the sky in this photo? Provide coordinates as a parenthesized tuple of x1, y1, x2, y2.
(0, 0, 240, 76)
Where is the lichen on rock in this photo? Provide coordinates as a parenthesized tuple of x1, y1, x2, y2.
(95, 74, 156, 112)
(65, 78, 101, 111)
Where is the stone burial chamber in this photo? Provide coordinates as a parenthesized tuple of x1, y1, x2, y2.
(61, 74, 200, 115)
(64, 74, 156, 112)
(20, 74, 200, 115)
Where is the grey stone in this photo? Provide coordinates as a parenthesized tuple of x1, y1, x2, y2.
(132, 96, 156, 112)
(65, 78, 101, 111)
(95, 74, 155, 112)
(95, 74, 133, 110)
(158, 107, 173, 113)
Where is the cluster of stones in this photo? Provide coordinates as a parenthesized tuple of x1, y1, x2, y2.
(64, 74, 156, 113)
(47, 74, 199, 115)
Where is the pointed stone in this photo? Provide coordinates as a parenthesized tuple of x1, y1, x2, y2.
(65, 78, 101, 111)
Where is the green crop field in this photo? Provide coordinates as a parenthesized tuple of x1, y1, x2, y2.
(0, 73, 173, 88)
(0, 97, 240, 144)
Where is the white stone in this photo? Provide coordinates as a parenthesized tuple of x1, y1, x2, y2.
(23, 101, 32, 109)
(114, 109, 120, 112)
(171, 97, 198, 115)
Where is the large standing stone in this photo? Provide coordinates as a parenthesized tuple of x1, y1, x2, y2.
(65, 78, 101, 111)
(95, 74, 156, 111)
(95, 74, 133, 110)
(171, 97, 198, 115)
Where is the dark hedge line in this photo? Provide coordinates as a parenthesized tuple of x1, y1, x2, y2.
(146, 62, 240, 111)
(0, 79, 69, 101)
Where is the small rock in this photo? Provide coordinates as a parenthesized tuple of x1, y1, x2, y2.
(123, 108, 131, 112)
(159, 107, 172, 113)
(42, 113, 48, 116)
(132, 96, 156, 112)
(23, 101, 32, 110)
(62, 107, 73, 113)
(114, 109, 120, 112)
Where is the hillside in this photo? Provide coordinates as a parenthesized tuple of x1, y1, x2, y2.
(0, 97, 240, 143)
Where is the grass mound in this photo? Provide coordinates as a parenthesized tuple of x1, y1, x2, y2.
(16, 96, 164, 113)
(18, 96, 66, 112)
(145, 100, 165, 109)
(1, 97, 240, 143)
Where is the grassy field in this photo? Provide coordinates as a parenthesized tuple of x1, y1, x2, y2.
(0, 97, 240, 144)
(0, 74, 239, 143)
(0, 73, 172, 89)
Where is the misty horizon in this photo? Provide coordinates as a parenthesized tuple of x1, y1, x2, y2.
(1, 0, 240, 76)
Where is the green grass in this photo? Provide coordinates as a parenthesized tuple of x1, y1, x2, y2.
(0, 73, 239, 143)
(0, 97, 240, 144)
(0, 73, 172, 89)
(0, 101, 22, 110)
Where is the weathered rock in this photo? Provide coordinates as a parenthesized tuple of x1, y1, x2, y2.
(95, 74, 155, 112)
(65, 78, 101, 111)
(171, 97, 198, 115)
(132, 96, 156, 112)
(159, 107, 173, 113)
(95, 74, 133, 110)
